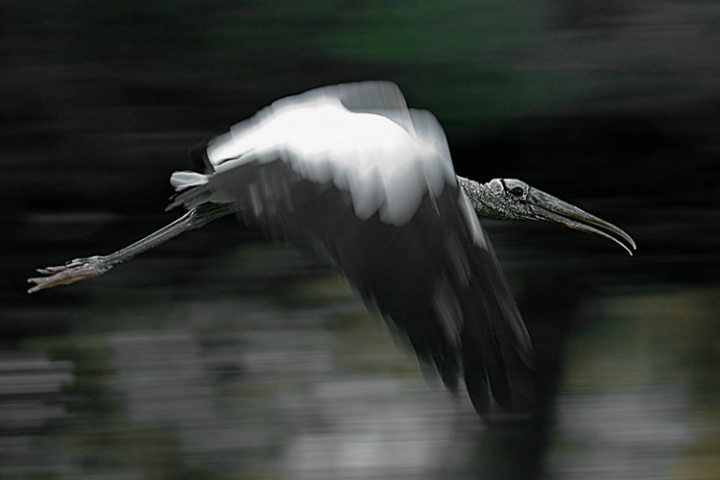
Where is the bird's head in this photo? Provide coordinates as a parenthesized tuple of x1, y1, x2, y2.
(459, 177, 637, 255)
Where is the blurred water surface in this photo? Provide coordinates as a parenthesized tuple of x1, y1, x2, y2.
(2, 0, 720, 479)
(4, 210, 719, 479)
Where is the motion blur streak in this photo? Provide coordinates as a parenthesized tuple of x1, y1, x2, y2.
(4, 0, 720, 478)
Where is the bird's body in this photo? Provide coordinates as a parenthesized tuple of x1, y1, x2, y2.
(28, 81, 636, 421)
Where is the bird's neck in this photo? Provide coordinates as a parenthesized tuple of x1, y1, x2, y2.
(457, 176, 507, 220)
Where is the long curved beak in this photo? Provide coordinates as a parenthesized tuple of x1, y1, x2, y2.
(528, 189, 637, 256)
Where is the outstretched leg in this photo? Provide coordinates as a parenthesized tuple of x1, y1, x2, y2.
(27, 203, 234, 293)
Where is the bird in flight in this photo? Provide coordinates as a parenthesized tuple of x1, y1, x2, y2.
(27, 81, 635, 420)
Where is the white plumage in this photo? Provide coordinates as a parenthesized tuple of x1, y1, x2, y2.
(171, 82, 456, 226)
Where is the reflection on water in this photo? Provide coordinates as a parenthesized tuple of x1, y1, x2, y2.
(549, 290, 720, 479)
(0, 352, 74, 474)
(3, 237, 484, 478)
(547, 286, 719, 479)
(553, 387, 694, 479)
(3, 228, 720, 478)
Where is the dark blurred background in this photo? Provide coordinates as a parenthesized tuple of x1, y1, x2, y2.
(2, 1, 719, 479)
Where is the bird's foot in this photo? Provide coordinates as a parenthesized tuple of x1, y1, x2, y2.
(27, 256, 112, 293)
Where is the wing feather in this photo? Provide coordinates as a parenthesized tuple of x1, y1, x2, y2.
(168, 82, 535, 419)
(171, 82, 454, 226)
(170, 158, 535, 419)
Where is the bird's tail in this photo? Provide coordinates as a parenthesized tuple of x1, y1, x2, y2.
(166, 171, 213, 211)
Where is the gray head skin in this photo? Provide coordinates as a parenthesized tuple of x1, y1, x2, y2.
(458, 176, 637, 255)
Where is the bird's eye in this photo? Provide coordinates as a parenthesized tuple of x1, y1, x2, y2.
(509, 186, 525, 197)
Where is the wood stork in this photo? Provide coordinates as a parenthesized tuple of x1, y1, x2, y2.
(27, 81, 636, 420)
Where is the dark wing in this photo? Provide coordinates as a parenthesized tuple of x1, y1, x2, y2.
(170, 82, 534, 418)
(170, 158, 534, 419)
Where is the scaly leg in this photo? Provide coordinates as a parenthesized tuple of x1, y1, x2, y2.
(27, 203, 234, 293)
